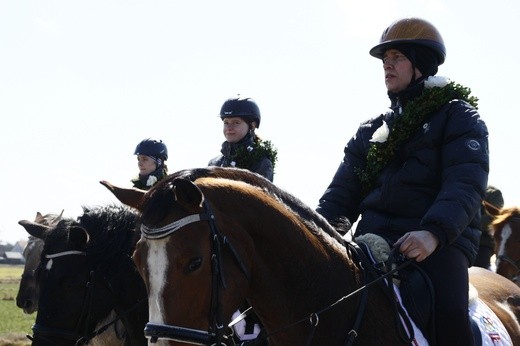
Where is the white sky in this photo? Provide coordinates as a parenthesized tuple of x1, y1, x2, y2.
(1, 0, 519, 244)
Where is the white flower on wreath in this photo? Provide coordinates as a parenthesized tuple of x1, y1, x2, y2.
(370, 120, 390, 143)
(146, 175, 158, 187)
(424, 75, 449, 89)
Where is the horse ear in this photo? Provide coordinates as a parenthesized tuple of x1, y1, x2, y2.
(18, 220, 50, 240)
(34, 212, 44, 223)
(68, 226, 89, 249)
(100, 180, 145, 211)
(172, 178, 204, 209)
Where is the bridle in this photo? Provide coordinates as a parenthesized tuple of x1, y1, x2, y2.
(140, 201, 250, 345)
(496, 216, 520, 284)
(496, 254, 520, 283)
(30, 250, 92, 344)
(30, 250, 145, 345)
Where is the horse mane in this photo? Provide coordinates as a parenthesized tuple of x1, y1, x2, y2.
(145, 167, 347, 245)
(491, 206, 520, 234)
(77, 204, 139, 264)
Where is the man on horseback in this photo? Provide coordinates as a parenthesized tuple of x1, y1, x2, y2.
(317, 17, 489, 346)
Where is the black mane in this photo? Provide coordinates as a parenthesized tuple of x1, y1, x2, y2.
(78, 204, 139, 264)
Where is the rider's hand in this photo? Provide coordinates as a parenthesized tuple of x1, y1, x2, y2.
(394, 230, 439, 262)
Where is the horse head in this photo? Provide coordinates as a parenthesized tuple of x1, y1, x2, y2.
(16, 211, 63, 314)
(487, 204, 520, 286)
(18, 205, 148, 346)
(104, 176, 254, 345)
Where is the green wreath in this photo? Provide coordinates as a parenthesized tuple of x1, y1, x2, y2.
(232, 139, 278, 172)
(356, 80, 479, 195)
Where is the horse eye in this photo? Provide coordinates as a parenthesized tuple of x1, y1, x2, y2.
(185, 257, 202, 273)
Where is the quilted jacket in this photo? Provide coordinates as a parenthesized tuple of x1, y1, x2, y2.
(317, 97, 489, 263)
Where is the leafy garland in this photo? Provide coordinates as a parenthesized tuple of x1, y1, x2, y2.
(356, 80, 479, 195)
(232, 139, 278, 171)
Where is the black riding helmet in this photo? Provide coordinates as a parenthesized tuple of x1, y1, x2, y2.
(220, 97, 261, 128)
(134, 138, 168, 161)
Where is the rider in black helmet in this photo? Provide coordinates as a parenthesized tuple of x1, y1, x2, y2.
(209, 97, 275, 345)
(132, 138, 169, 190)
(208, 96, 277, 182)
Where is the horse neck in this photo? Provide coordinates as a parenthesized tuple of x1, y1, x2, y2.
(245, 215, 362, 331)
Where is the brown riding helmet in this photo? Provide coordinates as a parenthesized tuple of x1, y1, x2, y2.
(369, 17, 446, 65)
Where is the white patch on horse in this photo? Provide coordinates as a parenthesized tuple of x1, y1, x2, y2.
(495, 224, 512, 267)
(147, 238, 169, 324)
(45, 259, 53, 270)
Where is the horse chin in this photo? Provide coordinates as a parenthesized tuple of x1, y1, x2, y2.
(18, 300, 36, 314)
(23, 306, 37, 314)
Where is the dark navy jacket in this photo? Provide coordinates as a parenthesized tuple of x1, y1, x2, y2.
(316, 99, 489, 263)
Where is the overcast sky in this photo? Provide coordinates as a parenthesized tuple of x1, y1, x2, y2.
(1, 0, 519, 244)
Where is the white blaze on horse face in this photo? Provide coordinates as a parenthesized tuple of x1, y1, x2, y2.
(147, 239, 169, 324)
(496, 224, 513, 267)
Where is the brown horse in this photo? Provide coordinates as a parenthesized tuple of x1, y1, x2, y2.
(103, 167, 520, 345)
(484, 201, 520, 286)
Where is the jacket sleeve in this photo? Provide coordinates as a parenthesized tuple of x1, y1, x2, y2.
(420, 100, 489, 246)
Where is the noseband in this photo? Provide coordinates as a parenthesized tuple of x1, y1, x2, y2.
(140, 201, 249, 345)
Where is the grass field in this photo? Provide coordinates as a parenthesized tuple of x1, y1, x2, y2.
(0, 265, 33, 346)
